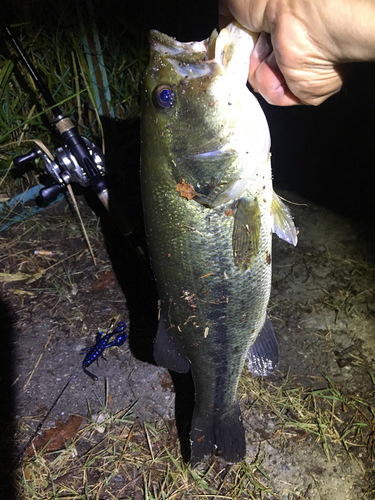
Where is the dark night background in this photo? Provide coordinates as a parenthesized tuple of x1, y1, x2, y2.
(129, 0, 375, 228)
(1, 0, 374, 497)
(3, 0, 375, 227)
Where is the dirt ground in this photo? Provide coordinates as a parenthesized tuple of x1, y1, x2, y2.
(0, 166, 374, 498)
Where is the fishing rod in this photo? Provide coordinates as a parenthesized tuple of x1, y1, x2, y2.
(1, 21, 157, 277)
(2, 21, 109, 209)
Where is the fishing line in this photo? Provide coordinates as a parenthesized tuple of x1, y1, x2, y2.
(15, 374, 77, 465)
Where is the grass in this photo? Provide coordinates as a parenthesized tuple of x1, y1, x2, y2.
(1, 191, 374, 499)
(13, 365, 375, 499)
(240, 371, 375, 462)
(0, 0, 148, 202)
(16, 398, 276, 499)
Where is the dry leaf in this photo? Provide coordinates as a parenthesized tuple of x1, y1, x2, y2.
(24, 467, 31, 480)
(27, 415, 82, 456)
(107, 394, 113, 408)
(91, 269, 117, 290)
(9, 289, 34, 296)
(26, 269, 47, 284)
(0, 272, 31, 283)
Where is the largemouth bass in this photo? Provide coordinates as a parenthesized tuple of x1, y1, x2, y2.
(140, 22, 297, 465)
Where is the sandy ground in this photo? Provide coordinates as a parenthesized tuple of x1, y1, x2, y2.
(0, 183, 374, 499)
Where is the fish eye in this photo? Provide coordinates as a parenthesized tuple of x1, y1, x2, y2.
(153, 84, 174, 110)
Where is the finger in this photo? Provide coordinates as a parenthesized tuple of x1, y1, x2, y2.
(250, 33, 273, 69)
(219, 14, 234, 30)
(249, 32, 273, 92)
(250, 51, 302, 106)
(218, 0, 234, 29)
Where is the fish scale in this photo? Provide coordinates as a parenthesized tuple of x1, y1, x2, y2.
(141, 21, 297, 464)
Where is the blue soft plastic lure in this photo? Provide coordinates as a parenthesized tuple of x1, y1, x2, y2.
(81, 322, 127, 381)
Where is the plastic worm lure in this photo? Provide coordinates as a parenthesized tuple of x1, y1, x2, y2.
(81, 322, 127, 381)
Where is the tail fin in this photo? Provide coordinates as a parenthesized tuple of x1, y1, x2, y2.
(190, 403, 245, 465)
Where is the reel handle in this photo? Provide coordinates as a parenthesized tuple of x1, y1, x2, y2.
(39, 184, 64, 203)
(13, 149, 40, 169)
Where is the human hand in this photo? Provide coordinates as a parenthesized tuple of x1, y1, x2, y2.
(219, 0, 375, 106)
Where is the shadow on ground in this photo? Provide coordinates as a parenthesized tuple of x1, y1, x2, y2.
(0, 298, 16, 499)
(85, 116, 196, 462)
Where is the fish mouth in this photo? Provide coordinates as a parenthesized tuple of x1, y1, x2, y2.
(149, 23, 257, 80)
(149, 29, 218, 65)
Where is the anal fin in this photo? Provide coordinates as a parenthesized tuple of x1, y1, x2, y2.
(153, 317, 190, 373)
(246, 317, 279, 376)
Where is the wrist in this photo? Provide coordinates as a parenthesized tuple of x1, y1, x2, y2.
(321, 0, 375, 62)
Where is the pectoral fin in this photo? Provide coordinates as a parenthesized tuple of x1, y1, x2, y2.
(153, 317, 190, 373)
(246, 317, 279, 377)
(271, 192, 298, 245)
(233, 198, 261, 270)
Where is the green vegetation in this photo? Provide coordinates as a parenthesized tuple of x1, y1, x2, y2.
(0, 0, 148, 200)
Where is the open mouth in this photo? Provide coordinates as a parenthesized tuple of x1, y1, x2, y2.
(149, 28, 220, 65)
(149, 23, 257, 82)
